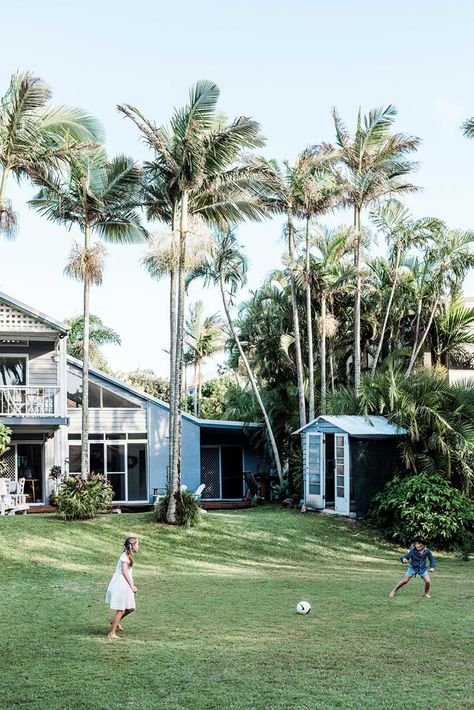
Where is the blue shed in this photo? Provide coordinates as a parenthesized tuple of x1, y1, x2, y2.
(294, 415, 407, 518)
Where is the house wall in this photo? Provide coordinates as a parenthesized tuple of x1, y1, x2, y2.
(68, 408, 147, 433)
(0, 341, 58, 386)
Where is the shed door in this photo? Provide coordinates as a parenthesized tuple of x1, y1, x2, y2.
(306, 433, 324, 509)
(334, 434, 350, 514)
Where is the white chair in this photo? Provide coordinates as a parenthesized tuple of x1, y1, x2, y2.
(12, 477, 29, 513)
(193, 483, 205, 500)
(0, 478, 16, 515)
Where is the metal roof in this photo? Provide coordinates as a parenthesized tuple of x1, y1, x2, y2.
(293, 415, 407, 437)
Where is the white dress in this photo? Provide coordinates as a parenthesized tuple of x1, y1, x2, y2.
(105, 552, 136, 610)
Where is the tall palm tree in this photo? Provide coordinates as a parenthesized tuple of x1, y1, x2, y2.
(190, 229, 284, 484)
(185, 301, 225, 417)
(406, 229, 474, 375)
(65, 314, 121, 371)
(369, 200, 441, 374)
(309, 225, 353, 413)
(329, 105, 419, 387)
(29, 149, 147, 477)
(431, 296, 474, 368)
(0, 70, 103, 237)
(119, 81, 270, 522)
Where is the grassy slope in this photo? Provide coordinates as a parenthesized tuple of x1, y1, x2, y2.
(0, 507, 473, 710)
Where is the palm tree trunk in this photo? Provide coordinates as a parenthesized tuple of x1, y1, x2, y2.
(0, 166, 10, 208)
(288, 218, 306, 428)
(353, 207, 362, 389)
(305, 217, 315, 421)
(167, 192, 187, 523)
(371, 246, 401, 375)
(320, 293, 327, 414)
(220, 273, 284, 484)
(406, 295, 441, 376)
(168, 210, 178, 497)
(80, 223, 91, 478)
(193, 362, 198, 417)
(197, 361, 202, 418)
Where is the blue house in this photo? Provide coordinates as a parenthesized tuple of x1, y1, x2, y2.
(0, 291, 264, 506)
(294, 415, 407, 518)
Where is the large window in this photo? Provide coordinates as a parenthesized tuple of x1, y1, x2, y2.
(67, 371, 140, 409)
(67, 435, 147, 502)
(0, 355, 27, 386)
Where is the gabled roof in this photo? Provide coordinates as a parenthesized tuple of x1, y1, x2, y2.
(67, 356, 261, 429)
(293, 415, 407, 437)
(0, 291, 68, 334)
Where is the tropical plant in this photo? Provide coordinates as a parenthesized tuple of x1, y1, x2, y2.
(329, 105, 419, 387)
(56, 474, 113, 520)
(117, 369, 170, 401)
(189, 228, 284, 484)
(154, 489, 201, 528)
(0, 423, 11, 475)
(431, 296, 474, 367)
(0, 70, 103, 237)
(370, 473, 474, 550)
(30, 149, 147, 477)
(65, 314, 121, 372)
(120, 80, 270, 523)
(185, 301, 225, 416)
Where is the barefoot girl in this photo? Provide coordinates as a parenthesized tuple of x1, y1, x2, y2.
(106, 536, 139, 638)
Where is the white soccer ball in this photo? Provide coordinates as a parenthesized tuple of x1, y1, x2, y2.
(296, 601, 311, 615)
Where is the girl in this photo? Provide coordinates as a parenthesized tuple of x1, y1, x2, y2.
(106, 536, 139, 638)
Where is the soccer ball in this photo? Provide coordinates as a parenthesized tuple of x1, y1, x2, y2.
(296, 601, 311, 614)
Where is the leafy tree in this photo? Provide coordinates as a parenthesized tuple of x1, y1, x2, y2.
(30, 149, 147, 477)
(0, 70, 103, 237)
(117, 369, 170, 401)
(185, 301, 225, 417)
(329, 105, 419, 387)
(120, 81, 270, 523)
(65, 314, 121, 372)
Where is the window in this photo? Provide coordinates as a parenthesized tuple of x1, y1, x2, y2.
(0, 355, 27, 386)
(67, 370, 140, 409)
(68, 445, 81, 473)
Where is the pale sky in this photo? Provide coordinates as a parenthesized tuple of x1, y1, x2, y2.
(2, 1, 474, 376)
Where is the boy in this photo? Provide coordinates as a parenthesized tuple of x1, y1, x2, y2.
(389, 536, 436, 598)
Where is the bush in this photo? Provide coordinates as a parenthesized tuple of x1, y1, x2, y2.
(370, 473, 474, 550)
(56, 475, 113, 521)
(154, 490, 201, 528)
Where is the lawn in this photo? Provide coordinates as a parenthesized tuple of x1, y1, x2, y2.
(1, 507, 473, 710)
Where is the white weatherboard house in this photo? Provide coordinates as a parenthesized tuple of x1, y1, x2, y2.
(0, 292, 264, 506)
(294, 415, 407, 518)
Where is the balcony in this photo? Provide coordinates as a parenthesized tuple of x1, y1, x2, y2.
(0, 387, 60, 417)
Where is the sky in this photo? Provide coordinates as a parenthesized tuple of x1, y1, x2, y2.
(2, 0, 474, 376)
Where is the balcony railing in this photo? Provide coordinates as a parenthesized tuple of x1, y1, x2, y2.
(0, 387, 60, 416)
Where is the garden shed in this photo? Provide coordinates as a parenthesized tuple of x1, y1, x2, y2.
(294, 415, 407, 518)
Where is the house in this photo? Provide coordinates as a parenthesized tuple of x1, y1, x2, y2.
(0, 292, 264, 506)
(294, 415, 407, 518)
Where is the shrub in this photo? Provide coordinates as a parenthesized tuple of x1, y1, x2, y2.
(154, 491, 201, 527)
(370, 473, 474, 550)
(56, 475, 113, 521)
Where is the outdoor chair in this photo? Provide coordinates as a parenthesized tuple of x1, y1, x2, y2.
(193, 483, 205, 500)
(0, 477, 29, 515)
(243, 471, 262, 501)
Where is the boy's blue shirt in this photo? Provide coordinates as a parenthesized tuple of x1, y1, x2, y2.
(401, 547, 436, 571)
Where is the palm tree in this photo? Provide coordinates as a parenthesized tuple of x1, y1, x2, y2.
(0, 70, 103, 237)
(29, 149, 147, 477)
(185, 301, 225, 417)
(406, 229, 474, 375)
(329, 105, 419, 387)
(65, 314, 121, 372)
(190, 229, 284, 484)
(119, 81, 270, 522)
(309, 225, 353, 413)
(461, 117, 474, 138)
(369, 200, 441, 374)
(431, 296, 474, 368)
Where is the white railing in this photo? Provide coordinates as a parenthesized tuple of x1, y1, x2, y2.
(0, 387, 60, 416)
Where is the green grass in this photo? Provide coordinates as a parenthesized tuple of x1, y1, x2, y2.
(1, 507, 473, 709)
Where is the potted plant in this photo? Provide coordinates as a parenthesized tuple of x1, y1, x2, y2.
(49, 465, 62, 500)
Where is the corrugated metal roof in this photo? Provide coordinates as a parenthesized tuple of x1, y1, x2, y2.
(293, 415, 407, 437)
